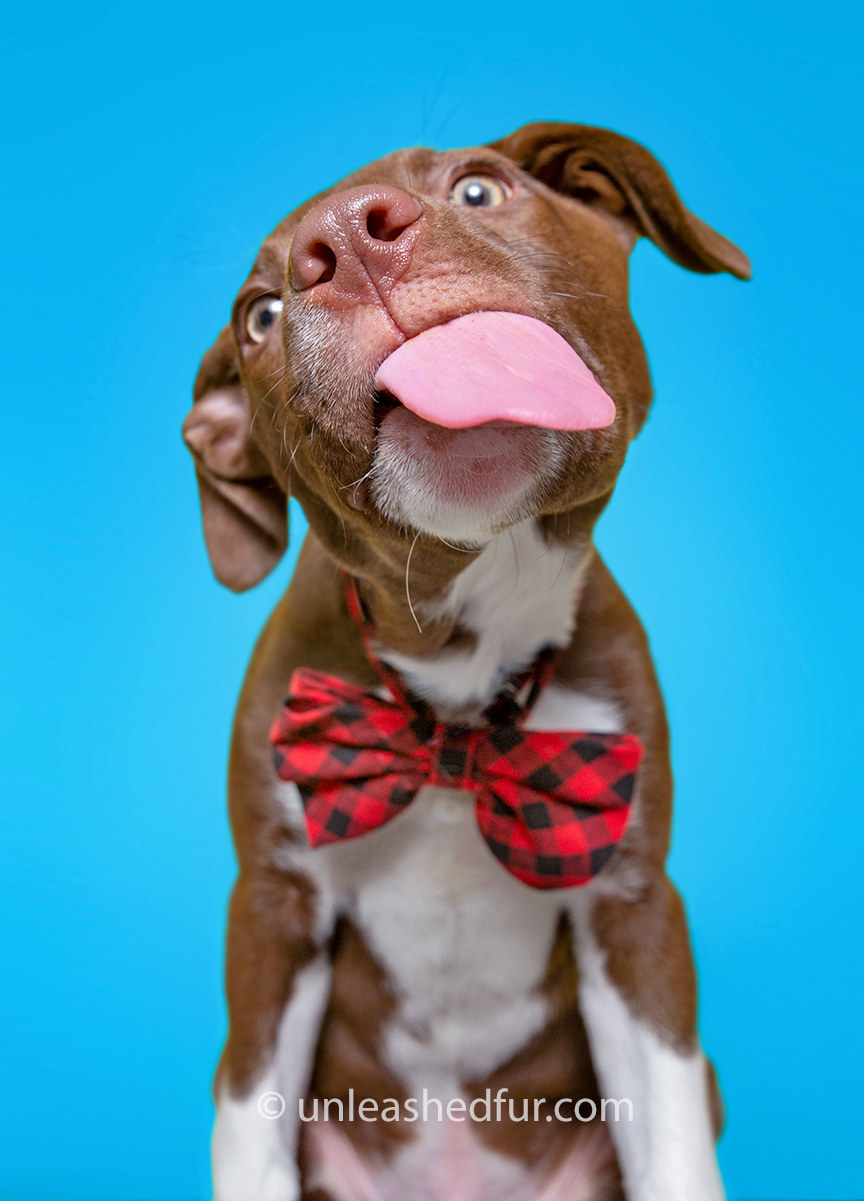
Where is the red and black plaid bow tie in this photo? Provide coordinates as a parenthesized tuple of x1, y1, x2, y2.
(270, 579, 643, 890)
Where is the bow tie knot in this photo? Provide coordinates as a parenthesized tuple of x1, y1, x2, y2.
(426, 724, 482, 789)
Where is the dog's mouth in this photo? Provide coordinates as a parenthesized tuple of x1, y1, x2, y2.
(343, 312, 618, 542)
(372, 388, 402, 437)
(363, 311, 617, 542)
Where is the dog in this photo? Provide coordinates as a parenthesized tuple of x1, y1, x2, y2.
(182, 121, 750, 1201)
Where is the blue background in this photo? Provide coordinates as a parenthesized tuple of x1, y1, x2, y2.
(2, 0, 860, 1197)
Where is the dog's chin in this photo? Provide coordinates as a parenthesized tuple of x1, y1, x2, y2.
(370, 406, 563, 545)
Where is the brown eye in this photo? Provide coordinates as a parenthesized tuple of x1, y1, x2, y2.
(449, 174, 508, 208)
(245, 295, 283, 343)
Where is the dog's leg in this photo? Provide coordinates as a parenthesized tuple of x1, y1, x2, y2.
(571, 877, 725, 1201)
(212, 871, 333, 1201)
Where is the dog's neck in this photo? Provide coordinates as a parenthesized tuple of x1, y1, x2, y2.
(365, 519, 591, 716)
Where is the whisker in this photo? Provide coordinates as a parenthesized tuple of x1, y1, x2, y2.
(248, 395, 270, 434)
(552, 542, 569, 589)
(340, 464, 376, 508)
(259, 362, 290, 381)
(549, 288, 611, 301)
(515, 251, 573, 266)
(341, 465, 375, 491)
(505, 527, 521, 601)
(249, 379, 297, 444)
(258, 372, 289, 408)
(505, 237, 572, 264)
(405, 532, 423, 633)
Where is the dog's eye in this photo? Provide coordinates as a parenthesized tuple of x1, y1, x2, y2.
(449, 174, 508, 208)
(245, 295, 283, 343)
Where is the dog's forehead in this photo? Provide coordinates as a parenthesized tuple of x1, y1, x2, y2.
(336, 145, 442, 189)
(337, 144, 507, 189)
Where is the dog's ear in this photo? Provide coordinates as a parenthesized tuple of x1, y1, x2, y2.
(182, 326, 287, 592)
(490, 121, 751, 280)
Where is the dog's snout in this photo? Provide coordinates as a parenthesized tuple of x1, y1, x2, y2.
(289, 185, 423, 296)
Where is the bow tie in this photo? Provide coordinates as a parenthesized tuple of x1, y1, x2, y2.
(269, 579, 643, 890)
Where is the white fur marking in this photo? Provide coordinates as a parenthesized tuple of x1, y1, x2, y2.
(527, 682, 622, 735)
(321, 786, 559, 1083)
(384, 520, 589, 708)
(570, 910, 726, 1201)
(212, 955, 332, 1201)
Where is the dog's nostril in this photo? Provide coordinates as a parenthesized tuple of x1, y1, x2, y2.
(307, 242, 337, 285)
(291, 188, 422, 292)
(366, 208, 413, 243)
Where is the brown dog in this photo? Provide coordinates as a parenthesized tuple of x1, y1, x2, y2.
(183, 121, 749, 1201)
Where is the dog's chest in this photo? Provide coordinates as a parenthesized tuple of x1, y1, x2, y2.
(339, 786, 560, 1082)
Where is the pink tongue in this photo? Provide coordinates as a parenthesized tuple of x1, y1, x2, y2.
(374, 311, 615, 431)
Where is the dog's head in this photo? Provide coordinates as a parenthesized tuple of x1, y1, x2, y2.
(184, 122, 749, 598)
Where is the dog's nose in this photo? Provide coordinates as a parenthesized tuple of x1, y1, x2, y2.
(289, 186, 423, 296)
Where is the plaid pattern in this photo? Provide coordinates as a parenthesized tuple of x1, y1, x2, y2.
(270, 666, 643, 890)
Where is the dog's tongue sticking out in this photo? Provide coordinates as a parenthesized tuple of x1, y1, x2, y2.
(374, 311, 616, 431)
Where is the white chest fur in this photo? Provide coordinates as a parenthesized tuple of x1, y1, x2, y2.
(331, 787, 558, 1082)
(385, 519, 590, 709)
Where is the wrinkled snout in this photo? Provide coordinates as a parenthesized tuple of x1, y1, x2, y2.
(289, 185, 423, 300)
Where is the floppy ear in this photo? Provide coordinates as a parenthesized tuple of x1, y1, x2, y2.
(182, 325, 287, 592)
(490, 121, 751, 280)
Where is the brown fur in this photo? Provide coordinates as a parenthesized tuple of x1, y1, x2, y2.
(184, 121, 749, 1192)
